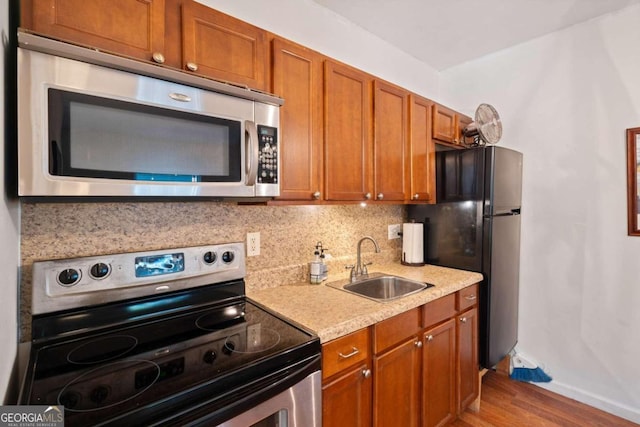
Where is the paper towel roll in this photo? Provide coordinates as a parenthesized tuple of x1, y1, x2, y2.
(402, 223, 424, 265)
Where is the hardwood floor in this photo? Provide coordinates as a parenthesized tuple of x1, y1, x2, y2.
(452, 370, 639, 427)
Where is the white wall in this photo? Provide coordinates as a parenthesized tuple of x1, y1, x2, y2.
(0, 1, 19, 403)
(195, 0, 441, 100)
(441, 6, 640, 422)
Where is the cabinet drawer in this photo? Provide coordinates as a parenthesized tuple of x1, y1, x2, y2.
(322, 328, 370, 380)
(457, 283, 479, 312)
(373, 308, 420, 354)
(422, 293, 456, 329)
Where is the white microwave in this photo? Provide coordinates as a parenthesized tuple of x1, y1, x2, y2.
(17, 34, 281, 199)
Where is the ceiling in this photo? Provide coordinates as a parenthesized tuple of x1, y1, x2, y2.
(311, 0, 640, 70)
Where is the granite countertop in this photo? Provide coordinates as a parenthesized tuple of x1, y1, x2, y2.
(247, 263, 483, 343)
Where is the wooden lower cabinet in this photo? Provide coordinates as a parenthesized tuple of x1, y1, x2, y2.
(457, 307, 479, 412)
(323, 362, 372, 427)
(423, 318, 457, 427)
(321, 284, 479, 427)
(373, 337, 421, 427)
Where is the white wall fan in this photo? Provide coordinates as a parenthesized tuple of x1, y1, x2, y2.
(461, 103, 502, 146)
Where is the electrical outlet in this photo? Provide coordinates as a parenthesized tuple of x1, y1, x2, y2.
(247, 232, 260, 256)
(388, 224, 401, 240)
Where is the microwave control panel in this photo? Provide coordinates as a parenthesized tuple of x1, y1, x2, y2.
(257, 125, 278, 184)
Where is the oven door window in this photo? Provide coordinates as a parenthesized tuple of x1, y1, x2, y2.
(48, 89, 242, 182)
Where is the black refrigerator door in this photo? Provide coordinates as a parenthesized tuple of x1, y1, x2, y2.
(482, 213, 521, 368)
(484, 146, 523, 215)
(409, 201, 483, 272)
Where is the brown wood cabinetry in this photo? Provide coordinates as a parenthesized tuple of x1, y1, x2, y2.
(272, 38, 324, 201)
(409, 94, 436, 203)
(457, 306, 479, 412)
(22, 0, 166, 63)
(324, 60, 373, 201)
(322, 285, 479, 426)
(181, 0, 268, 90)
(323, 363, 372, 427)
(373, 81, 409, 202)
(322, 328, 372, 427)
(432, 103, 474, 148)
(422, 318, 457, 427)
(372, 308, 421, 427)
(22, 0, 269, 90)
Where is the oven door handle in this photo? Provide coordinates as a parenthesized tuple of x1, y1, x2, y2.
(245, 120, 259, 186)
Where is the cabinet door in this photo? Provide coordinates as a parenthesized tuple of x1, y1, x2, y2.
(409, 94, 435, 203)
(324, 61, 373, 201)
(181, 0, 268, 90)
(432, 104, 458, 144)
(423, 318, 456, 427)
(457, 307, 479, 412)
(373, 81, 408, 202)
(272, 38, 324, 201)
(323, 363, 372, 427)
(24, 0, 165, 62)
(373, 338, 420, 427)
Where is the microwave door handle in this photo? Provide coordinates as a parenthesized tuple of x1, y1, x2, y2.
(245, 120, 259, 185)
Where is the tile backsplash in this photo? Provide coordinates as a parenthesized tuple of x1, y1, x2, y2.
(20, 201, 406, 339)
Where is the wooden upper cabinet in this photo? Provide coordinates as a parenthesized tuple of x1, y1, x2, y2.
(432, 103, 459, 144)
(324, 60, 373, 201)
(409, 94, 436, 203)
(22, 0, 166, 62)
(272, 38, 323, 201)
(181, 0, 268, 90)
(373, 81, 409, 202)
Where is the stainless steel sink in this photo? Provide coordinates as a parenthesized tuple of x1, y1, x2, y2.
(327, 272, 434, 302)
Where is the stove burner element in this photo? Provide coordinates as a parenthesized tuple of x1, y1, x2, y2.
(195, 305, 245, 331)
(57, 360, 160, 412)
(67, 335, 138, 364)
(224, 327, 280, 354)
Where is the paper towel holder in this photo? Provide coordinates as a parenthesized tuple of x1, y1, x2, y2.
(401, 220, 426, 267)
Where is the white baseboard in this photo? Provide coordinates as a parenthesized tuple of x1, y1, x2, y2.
(534, 380, 640, 424)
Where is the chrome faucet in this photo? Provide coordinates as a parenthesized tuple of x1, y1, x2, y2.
(346, 236, 381, 282)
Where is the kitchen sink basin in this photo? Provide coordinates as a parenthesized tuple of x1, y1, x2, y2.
(327, 272, 434, 302)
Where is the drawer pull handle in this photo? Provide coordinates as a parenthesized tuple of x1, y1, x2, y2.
(464, 294, 477, 301)
(338, 347, 360, 359)
(362, 368, 371, 378)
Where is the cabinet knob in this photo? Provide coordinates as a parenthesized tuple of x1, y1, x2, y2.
(152, 52, 165, 64)
(362, 369, 372, 378)
(425, 335, 434, 342)
(313, 191, 321, 200)
(377, 193, 384, 200)
(414, 340, 423, 348)
(412, 193, 419, 200)
(364, 193, 372, 200)
(460, 317, 467, 323)
(186, 62, 199, 72)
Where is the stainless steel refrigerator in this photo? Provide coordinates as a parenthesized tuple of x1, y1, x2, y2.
(408, 146, 522, 368)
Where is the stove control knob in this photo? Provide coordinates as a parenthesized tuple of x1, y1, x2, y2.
(59, 391, 80, 409)
(203, 349, 217, 364)
(223, 342, 235, 355)
(58, 268, 81, 286)
(221, 251, 234, 264)
(90, 262, 110, 279)
(89, 385, 109, 404)
(203, 251, 217, 265)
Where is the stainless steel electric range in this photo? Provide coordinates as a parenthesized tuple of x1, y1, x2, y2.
(19, 242, 321, 426)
